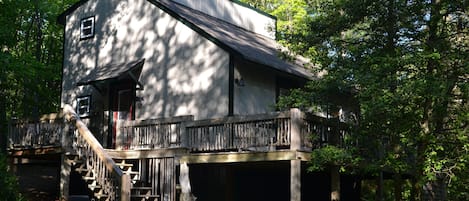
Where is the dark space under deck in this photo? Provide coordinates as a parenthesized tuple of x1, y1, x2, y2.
(189, 161, 361, 201)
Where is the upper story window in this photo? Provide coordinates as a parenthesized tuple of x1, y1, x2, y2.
(80, 16, 95, 39)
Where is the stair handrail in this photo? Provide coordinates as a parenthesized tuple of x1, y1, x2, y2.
(63, 105, 131, 201)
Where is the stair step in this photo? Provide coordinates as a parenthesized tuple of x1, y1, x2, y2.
(132, 186, 152, 190)
(74, 165, 91, 172)
(82, 176, 95, 181)
(123, 170, 140, 175)
(132, 190, 152, 196)
(70, 159, 84, 166)
(132, 188, 152, 195)
(131, 194, 160, 198)
(75, 168, 89, 173)
(119, 166, 134, 172)
(88, 184, 102, 190)
(66, 155, 80, 161)
(114, 160, 134, 170)
(93, 193, 109, 199)
(69, 195, 90, 201)
(116, 163, 134, 167)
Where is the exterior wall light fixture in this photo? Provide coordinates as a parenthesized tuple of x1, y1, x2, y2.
(235, 78, 245, 87)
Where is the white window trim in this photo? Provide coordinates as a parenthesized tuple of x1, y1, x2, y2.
(76, 95, 91, 118)
(80, 16, 95, 39)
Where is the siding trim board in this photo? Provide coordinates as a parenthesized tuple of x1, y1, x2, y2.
(60, 19, 66, 107)
(228, 55, 234, 116)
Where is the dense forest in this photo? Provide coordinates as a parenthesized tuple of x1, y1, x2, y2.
(0, 1, 76, 199)
(0, 0, 77, 150)
(0, 0, 468, 200)
(240, 0, 468, 200)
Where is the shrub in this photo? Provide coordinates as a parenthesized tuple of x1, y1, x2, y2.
(0, 153, 23, 201)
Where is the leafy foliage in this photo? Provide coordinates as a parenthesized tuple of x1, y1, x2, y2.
(0, 154, 23, 201)
(308, 145, 361, 173)
(0, 0, 76, 150)
(243, 0, 469, 199)
(0, 0, 70, 119)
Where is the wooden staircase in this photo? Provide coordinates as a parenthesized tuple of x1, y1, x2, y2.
(69, 157, 159, 201)
(63, 105, 159, 201)
(114, 159, 160, 201)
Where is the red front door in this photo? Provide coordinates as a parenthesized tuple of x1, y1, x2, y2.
(110, 82, 135, 149)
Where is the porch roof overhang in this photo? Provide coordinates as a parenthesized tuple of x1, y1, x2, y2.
(76, 59, 145, 90)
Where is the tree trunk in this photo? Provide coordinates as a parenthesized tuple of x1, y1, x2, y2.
(0, 91, 6, 153)
(331, 165, 340, 201)
(376, 171, 384, 201)
(330, 116, 341, 201)
(412, 1, 443, 200)
(32, 0, 42, 120)
(410, 177, 422, 201)
(394, 174, 402, 201)
(0, 59, 5, 153)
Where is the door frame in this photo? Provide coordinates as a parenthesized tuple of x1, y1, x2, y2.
(108, 80, 136, 149)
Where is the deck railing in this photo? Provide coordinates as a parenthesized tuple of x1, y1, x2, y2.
(117, 116, 193, 150)
(7, 114, 64, 149)
(185, 111, 292, 152)
(302, 115, 352, 149)
(63, 105, 131, 201)
(7, 109, 351, 153)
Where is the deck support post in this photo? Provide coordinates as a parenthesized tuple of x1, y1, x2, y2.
(179, 162, 196, 201)
(180, 116, 194, 149)
(290, 108, 302, 151)
(291, 159, 301, 201)
(290, 108, 302, 201)
(62, 123, 73, 153)
(120, 174, 131, 201)
(60, 154, 71, 200)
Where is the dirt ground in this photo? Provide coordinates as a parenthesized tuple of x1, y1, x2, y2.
(14, 161, 61, 201)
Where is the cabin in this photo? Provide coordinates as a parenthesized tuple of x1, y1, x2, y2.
(6, 0, 362, 200)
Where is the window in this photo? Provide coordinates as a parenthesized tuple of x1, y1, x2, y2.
(80, 16, 95, 39)
(77, 96, 91, 117)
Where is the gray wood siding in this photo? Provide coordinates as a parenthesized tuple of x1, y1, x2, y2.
(233, 61, 276, 115)
(61, 0, 230, 120)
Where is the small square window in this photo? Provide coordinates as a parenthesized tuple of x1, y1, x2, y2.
(80, 16, 95, 39)
(77, 96, 91, 117)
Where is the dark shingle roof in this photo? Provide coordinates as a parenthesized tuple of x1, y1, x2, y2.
(77, 59, 145, 86)
(152, 0, 313, 79)
(59, 0, 314, 79)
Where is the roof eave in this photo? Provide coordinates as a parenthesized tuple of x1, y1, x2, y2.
(57, 0, 89, 25)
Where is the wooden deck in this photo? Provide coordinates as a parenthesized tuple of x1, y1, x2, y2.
(6, 108, 353, 201)
(8, 117, 63, 150)
(8, 146, 63, 157)
(7, 109, 351, 156)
